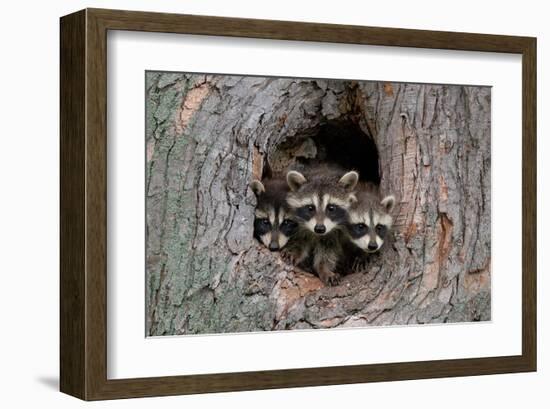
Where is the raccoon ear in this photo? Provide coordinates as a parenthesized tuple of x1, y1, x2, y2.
(338, 171, 359, 191)
(286, 171, 307, 191)
(250, 180, 265, 196)
(381, 195, 396, 212)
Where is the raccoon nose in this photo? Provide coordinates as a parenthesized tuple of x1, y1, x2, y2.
(367, 242, 378, 251)
(314, 225, 326, 234)
(268, 242, 280, 251)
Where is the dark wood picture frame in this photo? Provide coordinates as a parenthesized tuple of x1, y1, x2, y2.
(60, 8, 537, 400)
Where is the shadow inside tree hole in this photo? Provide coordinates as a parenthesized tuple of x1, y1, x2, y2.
(266, 120, 380, 184)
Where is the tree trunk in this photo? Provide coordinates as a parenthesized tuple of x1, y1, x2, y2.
(146, 72, 491, 336)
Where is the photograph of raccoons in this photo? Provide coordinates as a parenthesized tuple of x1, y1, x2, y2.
(146, 71, 492, 336)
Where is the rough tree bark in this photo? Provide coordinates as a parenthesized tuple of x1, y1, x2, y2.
(146, 72, 491, 336)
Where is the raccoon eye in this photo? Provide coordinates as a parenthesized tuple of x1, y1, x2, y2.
(353, 223, 368, 233)
(260, 218, 271, 226)
(281, 219, 296, 227)
(375, 224, 387, 236)
(326, 204, 336, 212)
(306, 205, 315, 212)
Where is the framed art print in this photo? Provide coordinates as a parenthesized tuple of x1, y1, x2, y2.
(60, 8, 536, 400)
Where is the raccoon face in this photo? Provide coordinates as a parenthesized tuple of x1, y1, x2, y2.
(347, 195, 395, 253)
(251, 179, 298, 251)
(290, 194, 350, 235)
(286, 170, 358, 236)
(254, 208, 298, 251)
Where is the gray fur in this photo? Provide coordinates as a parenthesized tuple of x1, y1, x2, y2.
(284, 165, 358, 285)
(286, 165, 359, 208)
(345, 182, 396, 255)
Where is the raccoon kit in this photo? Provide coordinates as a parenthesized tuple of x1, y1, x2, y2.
(345, 182, 395, 254)
(250, 177, 298, 251)
(251, 165, 395, 286)
(283, 165, 359, 285)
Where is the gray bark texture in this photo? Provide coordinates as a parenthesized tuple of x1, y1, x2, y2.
(146, 72, 491, 336)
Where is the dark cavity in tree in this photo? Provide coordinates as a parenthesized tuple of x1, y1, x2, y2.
(265, 120, 380, 185)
